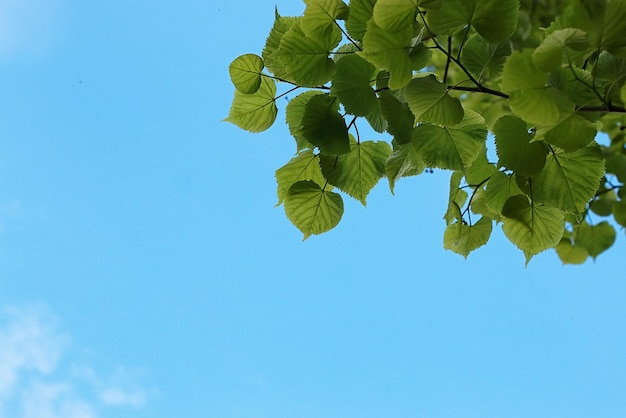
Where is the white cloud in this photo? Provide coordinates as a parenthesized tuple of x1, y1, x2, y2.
(0, 304, 150, 418)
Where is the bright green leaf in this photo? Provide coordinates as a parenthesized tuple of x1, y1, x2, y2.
(262, 10, 299, 79)
(444, 171, 467, 225)
(613, 200, 626, 227)
(538, 111, 597, 152)
(501, 50, 573, 125)
(411, 110, 486, 170)
(444, 216, 493, 258)
(229, 54, 265, 94)
(555, 239, 589, 264)
(372, 0, 419, 33)
(379, 91, 414, 144)
(301, 94, 350, 155)
(590, 190, 617, 217)
(284, 180, 344, 240)
(404, 74, 464, 126)
(484, 171, 523, 214)
(330, 54, 378, 116)
(275, 150, 325, 205)
(563, 0, 626, 57)
(576, 221, 616, 259)
(532, 145, 605, 213)
(501, 195, 565, 264)
(320, 137, 392, 204)
(533, 28, 589, 72)
(224, 77, 277, 132)
(360, 20, 413, 89)
(286, 91, 324, 151)
(345, 0, 377, 40)
(385, 142, 426, 193)
(302, 0, 348, 45)
(427, 0, 519, 44)
(465, 144, 497, 186)
(461, 35, 511, 82)
(493, 115, 548, 176)
(275, 22, 337, 87)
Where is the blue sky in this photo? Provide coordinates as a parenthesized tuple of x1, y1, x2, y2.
(1, 1, 626, 417)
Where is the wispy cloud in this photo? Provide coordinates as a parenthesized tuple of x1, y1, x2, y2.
(0, 304, 151, 418)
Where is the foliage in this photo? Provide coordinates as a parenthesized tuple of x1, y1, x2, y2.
(225, 0, 626, 264)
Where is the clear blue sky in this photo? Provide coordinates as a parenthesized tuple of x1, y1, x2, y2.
(1, 1, 626, 417)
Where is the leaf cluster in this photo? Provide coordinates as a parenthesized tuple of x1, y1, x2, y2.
(226, 0, 626, 264)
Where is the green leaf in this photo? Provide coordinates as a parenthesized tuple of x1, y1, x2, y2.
(501, 195, 565, 264)
(302, 0, 348, 45)
(262, 10, 299, 79)
(345, 0, 376, 40)
(532, 28, 589, 72)
(229, 54, 265, 94)
(404, 74, 464, 125)
(372, 0, 419, 33)
(286, 90, 324, 151)
(576, 221, 616, 260)
(379, 91, 414, 145)
(563, 0, 626, 57)
(274, 22, 337, 87)
(284, 180, 344, 239)
(501, 50, 573, 125)
(330, 54, 378, 116)
(275, 150, 325, 205)
(555, 239, 589, 265)
(461, 35, 511, 82)
(605, 153, 626, 183)
(532, 145, 605, 213)
(411, 110, 486, 170)
(301, 94, 350, 155)
(493, 115, 548, 176)
(464, 144, 497, 186)
(365, 99, 389, 133)
(444, 216, 493, 258)
(444, 171, 467, 224)
(537, 111, 597, 152)
(621, 84, 626, 103)
(484, 171, 523, 214)
(385, 142, 426, 193)
(224, 77, 277, 132)
(427, 0, 519, 44)
(590, 190, 617, 217)
(360, 20, 413, 89)
(612, 200, 626, 227)
(320, 137, 392, 204)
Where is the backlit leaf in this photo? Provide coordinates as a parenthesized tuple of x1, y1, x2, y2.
(286, 90, 324, 151)
(532, 145, 605, 213)
(484, 171, 523, 214)
(379, 91, 414, 145)
(461, 35, 511, 82)
(538, 111, 597, 152)
(427, 0, 519, 43)
(345, 0, 376, 40)
(360, 20, 413, 89)
(285, 180, 344, 239)
(385, 142, 426, 193)
(302, 0, 348, 45)
(275, 150, 325, 205)
(555, 239, 589, 265)
(404, 74, 464, 126)
(372, 0, 419, 33)
(320, 137, 392, 204)
(275, 22, 337, 87)
(224, 77, 277, 132)
(576, 221, 616, 259)
(444, 216, 492, 258)
(501, 195, 565, 264)
(301, 94, 350, 155)
(533, 28, 589, 72)
(493, 115, 548, 176)
(262, 10, 299, 79)
(229, 54, 265, 94)
(330, 54, 378, 116)
(411, 110, 486, 170)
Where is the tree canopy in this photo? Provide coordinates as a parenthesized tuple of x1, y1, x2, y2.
(225, 0, 626, 265)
